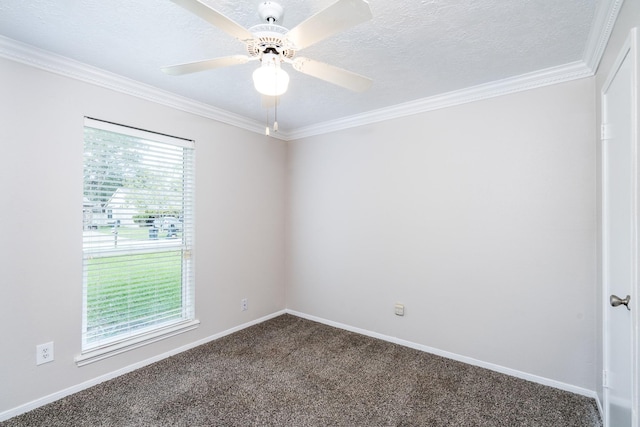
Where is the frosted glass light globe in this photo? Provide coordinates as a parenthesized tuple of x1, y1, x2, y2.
(253, 53, 289, 96)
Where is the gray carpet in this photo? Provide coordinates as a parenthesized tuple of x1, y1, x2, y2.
(2, 314, 601, 426)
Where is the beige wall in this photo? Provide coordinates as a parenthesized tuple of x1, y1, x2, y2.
(0, 57, 287, 413)
(287, 78, 597, 390)
(0, 34, 607, 416)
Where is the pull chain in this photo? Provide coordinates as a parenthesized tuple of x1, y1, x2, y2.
(274, 96, 279, 132)
(265, 103, 270, 136)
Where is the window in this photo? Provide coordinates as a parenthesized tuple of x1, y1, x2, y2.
(78, 118, 197, 365)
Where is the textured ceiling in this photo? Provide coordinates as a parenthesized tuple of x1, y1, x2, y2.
(0, 0, 598, 133)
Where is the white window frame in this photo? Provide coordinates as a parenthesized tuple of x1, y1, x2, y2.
(77, 118, 198, 366)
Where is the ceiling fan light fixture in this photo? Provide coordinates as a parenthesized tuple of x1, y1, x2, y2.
(253, 53, 289, 96)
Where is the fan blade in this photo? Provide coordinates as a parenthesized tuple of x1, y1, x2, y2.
(162, 55, 250, 76)
(286, 0, 372, 50)
(170, 0, 254, 42)
(291, 57, 372, 92)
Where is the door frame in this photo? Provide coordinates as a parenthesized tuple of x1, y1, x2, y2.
(601, 27, 640, 427)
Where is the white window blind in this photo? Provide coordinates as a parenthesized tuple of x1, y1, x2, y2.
(81, 118, 196, 360)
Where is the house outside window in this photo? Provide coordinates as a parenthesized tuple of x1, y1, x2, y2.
(78, 118, 197, 365)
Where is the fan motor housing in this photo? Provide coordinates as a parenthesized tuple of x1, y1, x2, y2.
(247, 23, 295, 59)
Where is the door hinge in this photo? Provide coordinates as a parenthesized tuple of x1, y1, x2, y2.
(603, 370, 609, 388)
(601, 123, 611, 141)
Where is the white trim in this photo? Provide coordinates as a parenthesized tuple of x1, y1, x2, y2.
(583, 0, 625, 73)
(0, 36, 591, 143)
(75, 320, 201, 367)
(0, 0, 622, 141)
(601, 27, 640, 427)
(602, 127, 611, 425)
(293, 0, 622, 140)
(0, 310, 286, 422)
(286, 309, 598, 399)
(0, 35, 284, 140)
(597, 395, 605, 425)
(0, 308, 599, 422)
(286, 61, 593, 140)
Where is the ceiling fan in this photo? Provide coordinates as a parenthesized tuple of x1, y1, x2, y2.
(162, 0, 374, 97)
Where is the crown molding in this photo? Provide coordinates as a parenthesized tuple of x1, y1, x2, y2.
(583, 0, 625, 73)
(0, 35, 291, 140)
(0, 0, 621, 143)
(287, 0, 624, 140)
(287, 60, 593, 140)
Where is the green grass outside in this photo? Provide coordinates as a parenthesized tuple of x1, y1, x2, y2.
(86, 251, 183, 342)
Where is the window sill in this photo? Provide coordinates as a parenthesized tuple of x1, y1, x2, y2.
(75, 319, 200, 367)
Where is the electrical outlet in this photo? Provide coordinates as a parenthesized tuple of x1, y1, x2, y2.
(394, 303, 405, 316)
(241, 298, 248, 311)
(36, 342, 54, 365)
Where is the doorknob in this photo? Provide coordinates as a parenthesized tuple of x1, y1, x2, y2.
(610, 294, 631, 310)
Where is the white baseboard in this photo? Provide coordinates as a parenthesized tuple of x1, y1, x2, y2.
(286, 309, 599, 400)
(595, 393, 604, 422)
(0, 310, 286, 422)
(1, 309, 599, 422)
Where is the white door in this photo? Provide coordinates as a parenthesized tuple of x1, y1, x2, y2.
(602, 29, 639, 427)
